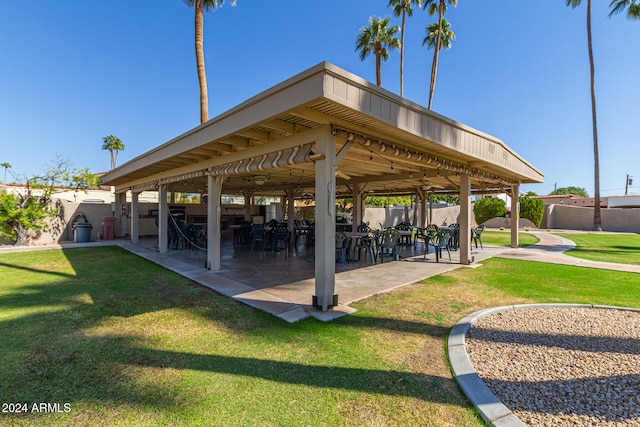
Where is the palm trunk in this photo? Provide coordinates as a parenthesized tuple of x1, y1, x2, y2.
(195, 0, 209, 124)
(375, 47, 382, 87)
(586, 0, 602, 231)
(428, 5, 444, 110)
(400, 5, 407, 97)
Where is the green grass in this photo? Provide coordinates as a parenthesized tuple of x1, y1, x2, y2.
(557, 233, 640, 265)
(480, 230, 540, 247)
(1, 245, 639, 426)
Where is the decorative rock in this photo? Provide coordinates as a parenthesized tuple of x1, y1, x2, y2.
(465, 307, 640, 426)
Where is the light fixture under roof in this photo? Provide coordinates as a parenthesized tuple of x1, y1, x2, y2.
(254, 176, 266, 186)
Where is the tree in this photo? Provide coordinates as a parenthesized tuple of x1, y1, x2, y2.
(0, 159, 70, 245)
(183, 0, 236, 124)
(101, 135, 125, 170)
(423, 0, 457, 109)
(0, 159, 99, 245)
(566, 0, 602, 231)
(423, 18, 455, 75)
(0, 162, 11, 183)
(519, 195, 544, 228)
(388, 0, 422, 97)
(355, 16, 401, 87)
(473, 197, 506, 225)
(550, 186, 589, 197)
(609, 0, 640, 19)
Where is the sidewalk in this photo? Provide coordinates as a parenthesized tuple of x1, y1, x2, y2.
(495, 231, 640, 274)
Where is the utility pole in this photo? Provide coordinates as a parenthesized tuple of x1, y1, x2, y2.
(625, 174, 633, 195)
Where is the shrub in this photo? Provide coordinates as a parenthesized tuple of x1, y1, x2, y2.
(473, 197, 506, 225)
(519, 195, 544, 228)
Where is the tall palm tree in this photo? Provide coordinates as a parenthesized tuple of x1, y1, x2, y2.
(355, 16, 401, 87)
(423, 0, 457, 109)
(102, 135, 125, 170)
(388, 0, 422, 97)
(566, 0, 602, 231)
(0, 162, 11, 183)
(423, 18, 455, 53)
(183, 0, 235, 124)
(609, 0, 640, 19)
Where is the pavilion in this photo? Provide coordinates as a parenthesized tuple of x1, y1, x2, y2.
(100, 62, 544, 312)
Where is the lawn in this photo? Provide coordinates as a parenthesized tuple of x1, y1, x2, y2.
(1, 245, 639, 426)
(479, 230, 539, 247)
(557, 232, 640, 265)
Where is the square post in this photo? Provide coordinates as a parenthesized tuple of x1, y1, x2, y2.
(207, 174, 223, 270)
(352, 183, 362, 232)
(313, 126, 337, 311)
(158, 185, 168, 253)
(130, 192, 140, 244)
(511, 184, 520, 248)
(459, 173, 472, 265)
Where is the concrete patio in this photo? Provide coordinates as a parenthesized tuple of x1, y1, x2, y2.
(118, 230, 507, 323)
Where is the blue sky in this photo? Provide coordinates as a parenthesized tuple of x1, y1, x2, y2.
(1, 1, 638, 196)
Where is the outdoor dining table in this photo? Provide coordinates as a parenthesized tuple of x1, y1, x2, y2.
(344, 231, 370, 263)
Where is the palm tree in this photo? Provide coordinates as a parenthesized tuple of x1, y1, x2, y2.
(423, 18, 455, 55)
(355, 16, 401, 87)
(609, 0, 640, 19)
(423, 0, 457, 109)
(566, 0, 602, 231)
(102, 135, 125, 170)
(0, 162, 11, 183)
(388, 0, 422, 97)
(183, 0, 236, 124)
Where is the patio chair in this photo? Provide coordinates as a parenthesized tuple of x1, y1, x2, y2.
(414, 227, 431, 259)
(395, 222, 413, 246)
(472, 224, 485, 249)
(335, 232, 350, 265)
(375, 229, 400, 263)
(235, 221, 252, 246)
(271, 225, 290, 256)
(428, 230, 452, 263)
(251, 224, 267, 253)
(352, 233, 376, 265)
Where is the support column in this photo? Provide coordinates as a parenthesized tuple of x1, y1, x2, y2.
(313, 127, 337, 311)
(286, 190, 295, 233)
(130, 192, 140, 244)
(511, 184, 520, 248)
(352, 183, 362, 232)
(114, 192, 126, 237)
(207, 174, 223, 270)
(459, 174, 472, 265)
(243, 190, 253, 222)
(417, 188, 427, 228)
(158, 185, 168, 253)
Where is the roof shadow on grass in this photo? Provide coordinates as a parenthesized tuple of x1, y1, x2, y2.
(0, 245, 472, 422)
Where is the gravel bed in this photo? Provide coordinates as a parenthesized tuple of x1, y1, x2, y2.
(465, 306, 640, 426)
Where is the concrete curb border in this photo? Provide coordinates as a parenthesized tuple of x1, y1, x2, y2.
(448, 303, 640, 427)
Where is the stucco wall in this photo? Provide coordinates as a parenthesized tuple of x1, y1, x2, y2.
(545, 204, 640, 233)
(362, 205, 471, 229)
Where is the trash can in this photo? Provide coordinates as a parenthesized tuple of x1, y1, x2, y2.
(102, 216, 116, 240)
(72, 212, 92, 243)
(73, 222, 93, 243)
